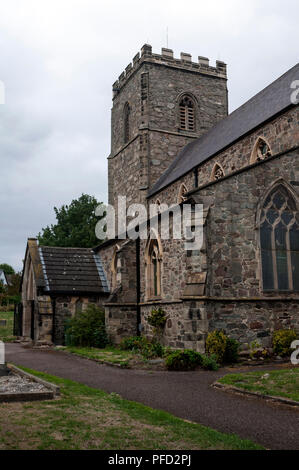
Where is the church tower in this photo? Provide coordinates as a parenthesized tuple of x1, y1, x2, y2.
(108, 44, 228, 211)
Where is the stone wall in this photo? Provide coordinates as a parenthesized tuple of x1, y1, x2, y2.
(148, 106, 299, 206)
(108, 44, 228, 215)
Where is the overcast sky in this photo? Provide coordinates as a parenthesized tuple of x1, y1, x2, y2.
(0, 0, 298, 271)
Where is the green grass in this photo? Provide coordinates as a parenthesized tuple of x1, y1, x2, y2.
(219, 368, 299, 402)
(0, 311, 15, 342)
(61, 345, 141, 368)
(0, 366, 263, 450)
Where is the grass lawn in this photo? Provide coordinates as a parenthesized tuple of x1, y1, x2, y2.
(61, 345, 151, 369)
(219, 368, 299, 402)
(0, 311, 15, 342)
(0, 367, 263, 450)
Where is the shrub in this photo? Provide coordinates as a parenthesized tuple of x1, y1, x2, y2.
(119, 335, 164, 359)
(165, 349, 202, 371)
(64, 304, 108, 348)
(206, 330, 227, 363)
(273, 329, 297, 357)
(224, 338, 240, 364)
(206, 330, 240, 364)
(200, 353, 220, 371)
(147, 308, 167, 329)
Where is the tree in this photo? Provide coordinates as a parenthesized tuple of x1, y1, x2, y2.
(37, 194, 105, 248)
(0, 264, 15, 275)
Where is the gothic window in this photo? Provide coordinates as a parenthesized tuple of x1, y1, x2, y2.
(146, 234, 162, 299)
(259, 184, 299, 292)
(155, 199, 161, 214)
(177, 183, 188, 204)
(124, 102, 130, 143)
(179, 95, 195, 131)
(111, 245, 120, 291)
(251, 137, 272, 164)
(211, 163, 225, 181)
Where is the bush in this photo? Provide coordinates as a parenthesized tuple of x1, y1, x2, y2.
(224, 338, 240, 364)
(119, 336, 164, 359)
(206, 330, 227, 363)
(200, 353, 220, 371)
(64, 304, 108, 348)
(206, 330, 240, 364)
(165, 349, 202, 371)
(147, 308, 167, 329)
(273, 329, 297, 357)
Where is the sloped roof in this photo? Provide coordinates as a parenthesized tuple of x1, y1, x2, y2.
(149, 63, 299, 197)
(38, 246, 109, 294)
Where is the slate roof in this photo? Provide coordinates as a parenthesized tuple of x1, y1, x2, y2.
(38, 246, 109, 294)
(149, 63, 299, 197)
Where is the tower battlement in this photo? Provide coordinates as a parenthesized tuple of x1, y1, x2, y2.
(112, 44, 227, 97)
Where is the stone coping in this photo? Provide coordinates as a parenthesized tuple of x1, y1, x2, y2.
(213, 381, 299, 408)
(0, 364, 61, 403)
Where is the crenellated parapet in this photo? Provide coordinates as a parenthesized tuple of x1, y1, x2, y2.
(112, 44, 227, 97)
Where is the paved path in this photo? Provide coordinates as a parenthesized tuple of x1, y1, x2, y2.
(5, 343, 299, 450)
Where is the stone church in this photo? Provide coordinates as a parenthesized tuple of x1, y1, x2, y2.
(20, 45, 299, 351)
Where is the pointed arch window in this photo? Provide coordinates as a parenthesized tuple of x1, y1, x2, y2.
(124, 102, 131, 144)
(111, 245, 120, 291)
(179, 95, 195, 131)
(211, 163, 225, 181)
(251, 137, 272, 164)
(177, 183, 188, 204)
(146, 235, 162, 299)
(259, 184, 299, 291)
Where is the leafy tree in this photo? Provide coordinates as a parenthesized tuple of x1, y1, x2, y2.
(0, 264, 15, 275)
(37, 194, 105, 248)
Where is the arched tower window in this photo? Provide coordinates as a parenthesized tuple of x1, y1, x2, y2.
(145, 233, 163, 299)
(179, 95, 195, 131)
(124, 102, 130, 143)
(177, 183, 188, 204)
(259, 183, 299, 292)
(251, 137, 272, 164)
(211, 163, 225, 181)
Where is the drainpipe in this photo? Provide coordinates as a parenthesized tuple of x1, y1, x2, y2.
(194, 167, 198, 188)
(136, 237, 141, 336)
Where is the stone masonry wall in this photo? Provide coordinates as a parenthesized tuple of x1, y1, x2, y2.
(108, 45, 228, 214)
(148, 106, 299, 206)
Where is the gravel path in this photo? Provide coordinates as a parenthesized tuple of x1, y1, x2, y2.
(0, 374, 49, 394)
(6, 343, 299, 450)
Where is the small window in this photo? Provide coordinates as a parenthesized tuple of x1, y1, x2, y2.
(179, 95, 195, 131)
(251, 137, 272, 164)
(177, 183, 188, 204)
(124, 102, 130, 143)
(259, 184, 298, 292)
(211, 163, 225, 181)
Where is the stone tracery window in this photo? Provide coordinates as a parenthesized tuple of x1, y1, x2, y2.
(124, 102, 130, 144)
(211, 163, 225, 181)
(259, 183, 299, 292)
(177, 183, 188, 204)
(179, 95, 195, 131)
(251, 137, 272, 164)
(145, 234, 162, 299)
